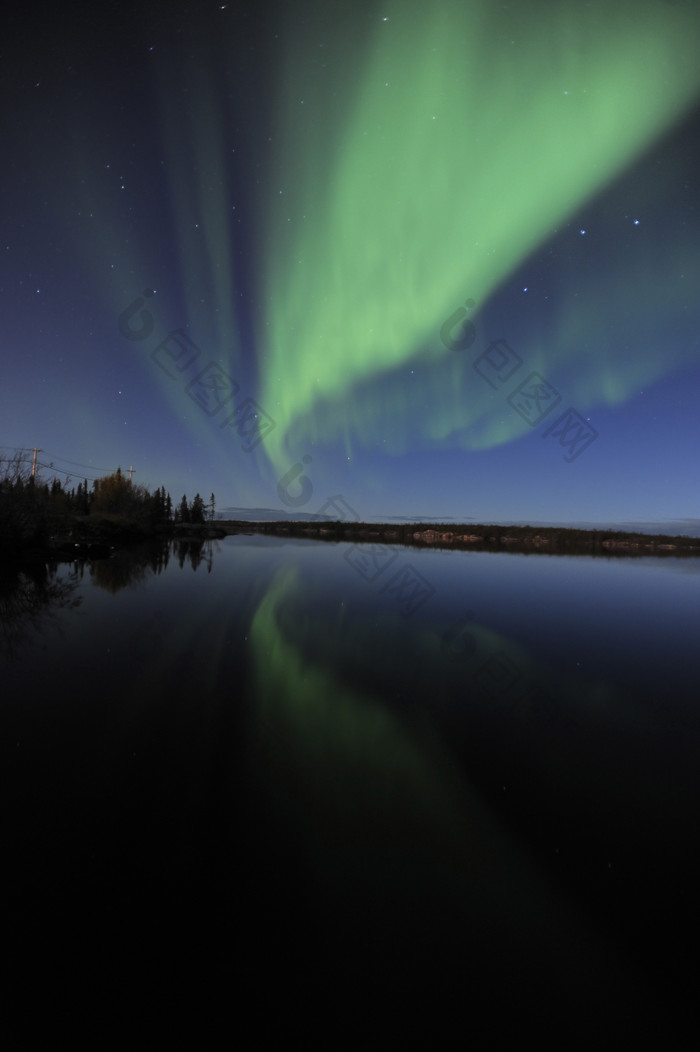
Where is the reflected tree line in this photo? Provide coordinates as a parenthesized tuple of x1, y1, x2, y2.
(1, 450, 220, 658)
(0, 538, 216, 660)
(0, 559, 82, 660)
(87, 537, 215, 592)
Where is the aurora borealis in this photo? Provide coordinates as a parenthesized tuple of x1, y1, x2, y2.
(3, 0, 700, 526)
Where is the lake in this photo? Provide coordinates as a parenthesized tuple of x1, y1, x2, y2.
(3, 535, 699, 1043)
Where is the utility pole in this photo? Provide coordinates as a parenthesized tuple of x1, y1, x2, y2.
(31, 447, 42, 477)
(128, 465, 135, 482)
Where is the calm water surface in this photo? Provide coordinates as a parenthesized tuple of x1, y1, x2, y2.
(3, 535, 699, 1042)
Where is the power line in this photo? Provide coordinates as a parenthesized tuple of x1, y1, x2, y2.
(40, 450, 117, 473)
(4, 457, 108, 483)
(35, 460, 104, 482)
(1, 446, 127, 483)
(2, 445, 117, 472)
(2, 445, 121, 477)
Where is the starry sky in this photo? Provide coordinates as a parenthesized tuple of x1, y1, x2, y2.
(3, 0, 700, 529)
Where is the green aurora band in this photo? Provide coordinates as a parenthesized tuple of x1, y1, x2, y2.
(257, 0, 700, 475)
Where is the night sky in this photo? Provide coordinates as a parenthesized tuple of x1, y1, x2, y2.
(3, 0, 700, 528)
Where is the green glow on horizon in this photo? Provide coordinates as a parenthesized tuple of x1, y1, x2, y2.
(259, 0, 700, 472)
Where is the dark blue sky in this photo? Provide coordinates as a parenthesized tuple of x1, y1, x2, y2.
(2, 0, 699, 529)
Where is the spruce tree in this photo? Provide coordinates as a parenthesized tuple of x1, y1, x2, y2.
(190, 493, 205, 524)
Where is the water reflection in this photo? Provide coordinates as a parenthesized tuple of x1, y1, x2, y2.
(3, 537, 699, 1040)
(241, 562, 652, 1020)
(0, 559, 82, 660)
(84, 536, 218, 593)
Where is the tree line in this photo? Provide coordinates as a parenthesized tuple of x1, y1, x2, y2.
(0, 450, 215, 548)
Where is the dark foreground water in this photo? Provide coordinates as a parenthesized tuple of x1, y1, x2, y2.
(2, 535, 700, 1045)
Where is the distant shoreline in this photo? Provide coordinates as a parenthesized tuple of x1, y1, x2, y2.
(11, 518, 700, 562)
(216, 519, 700, 556)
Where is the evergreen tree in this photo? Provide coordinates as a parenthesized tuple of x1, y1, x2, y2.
(209, 492, 216, 522)
(151, 485, 166, 524)
(92, 468, 131, 514)
(190, 493, 205, 524)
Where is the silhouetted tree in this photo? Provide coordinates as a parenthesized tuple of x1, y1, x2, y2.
(2, 454, 219, 547)
(190, 493, 205, 524)
(177, 494, 190, 523)
(92, 467, 132, 514)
